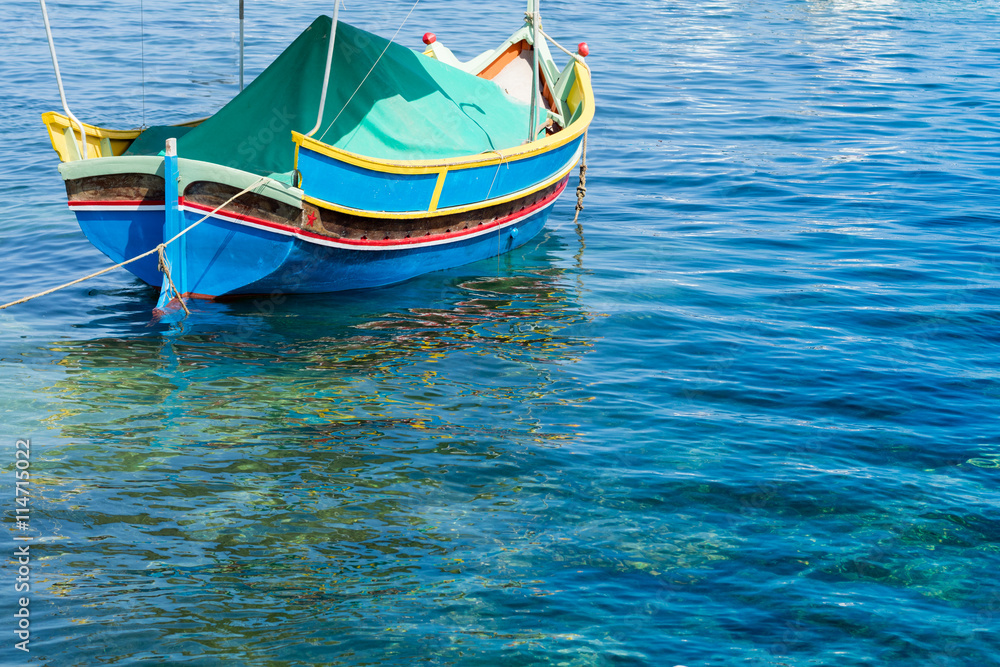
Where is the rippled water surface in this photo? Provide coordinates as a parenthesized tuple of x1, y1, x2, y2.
(2, 0, 1000, 664)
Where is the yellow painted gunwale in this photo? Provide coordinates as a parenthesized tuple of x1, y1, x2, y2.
(42, 111, 142, 160)
(41, 111, 207, 162)
(292, 61, 594, 177)
(301, 155, 579, 220)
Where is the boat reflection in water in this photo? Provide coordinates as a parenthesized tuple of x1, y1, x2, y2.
(35, 254, 607, 662)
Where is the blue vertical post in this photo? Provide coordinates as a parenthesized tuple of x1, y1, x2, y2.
(155, 138, 185, 312)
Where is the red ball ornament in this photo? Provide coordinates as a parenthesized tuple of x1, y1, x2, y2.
(577, 42, 590, 57)
(423, 32, 437, 45)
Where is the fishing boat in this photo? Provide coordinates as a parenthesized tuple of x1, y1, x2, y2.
(39, 1, 594, 312)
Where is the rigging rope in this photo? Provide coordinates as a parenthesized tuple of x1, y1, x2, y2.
(538, 28, 590, 70)
(318, 0, 421, 144)
(483, 150, 511, 276)
(0, 176, 268, 312)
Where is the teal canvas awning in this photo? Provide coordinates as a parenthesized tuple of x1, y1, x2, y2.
(160, 16, 542, 177)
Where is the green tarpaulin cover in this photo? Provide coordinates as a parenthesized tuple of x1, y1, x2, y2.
(150, 16, 541, 177)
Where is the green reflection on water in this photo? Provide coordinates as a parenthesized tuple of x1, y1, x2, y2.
(29, 267, 607, 663)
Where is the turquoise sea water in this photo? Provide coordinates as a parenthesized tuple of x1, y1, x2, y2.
(2, 0, 1000, 664)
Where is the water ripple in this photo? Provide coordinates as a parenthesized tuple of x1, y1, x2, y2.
(2, 0, 1000, 664)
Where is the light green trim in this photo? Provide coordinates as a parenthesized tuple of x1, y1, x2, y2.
(534, 31, 569, 123)
(426, 41, 462, 68)
(62, 126, 82, 161)
(58, 156, 163, 179)
(432, 23, 570, 124)
(552, 59, 578, 125)
(176, 161, 302, 207)
(462, 49, 497, 74)
(58, 156, 303, 209)
(473, 27, 531, 75)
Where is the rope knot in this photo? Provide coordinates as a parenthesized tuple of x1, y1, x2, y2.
(571, 132, 588, 225)
(156, 244, 168, 273)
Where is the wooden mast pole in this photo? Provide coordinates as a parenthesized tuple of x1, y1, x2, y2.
(528, 0, 541, 143)
(239, 0, 245, 90)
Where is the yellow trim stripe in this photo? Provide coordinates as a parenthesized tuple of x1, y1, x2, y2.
(566, 70, 584, 116)
(42, 111, 143, 141)
(41, 111, 209, 163)
(292, 61, 594, 177)
(42, 111, 140, 161)
(428, 171, 447, 211)
(302, 154, 579, 220)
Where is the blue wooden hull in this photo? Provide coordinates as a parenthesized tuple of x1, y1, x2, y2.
(242, 204, 551, 294)
(296, 134, 584, 212)
(44, 15, 595, 306)
(70, 183, 560, 297)
(47, 32, 594, 304)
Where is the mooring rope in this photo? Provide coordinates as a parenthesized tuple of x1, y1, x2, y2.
(0, 176, 268, 312)
(482, 149, 511, 277)
(156, 245, 189, 315)
(572, 131, 587, 225)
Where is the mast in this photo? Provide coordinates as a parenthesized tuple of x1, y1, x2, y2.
(239, 0, 245, 90)
(528, 0, 541, 143)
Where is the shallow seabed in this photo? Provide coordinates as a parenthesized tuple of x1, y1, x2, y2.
(2, 0, 999, 664)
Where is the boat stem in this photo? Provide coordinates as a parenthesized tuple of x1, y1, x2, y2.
(156, 138, 186, 313)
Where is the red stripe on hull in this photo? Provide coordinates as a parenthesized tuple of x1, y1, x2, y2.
(181, 177, 568, 248)
(69, 200, 166, 207)
(67, 176, 569, 249)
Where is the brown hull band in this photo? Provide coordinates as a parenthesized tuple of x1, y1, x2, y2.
(65, 173, 569, 242)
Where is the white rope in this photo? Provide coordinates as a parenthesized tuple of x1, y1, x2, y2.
(39, 0, 87, 159)
(0, 176, 268, 311)
(162, 176, 266, 245)
(306, 0, 343, 137)
(318, 0, 421, 143)
(538, 28, 589, 69)
(483, 150, 510, 276)
(484, 151, 510, 202)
